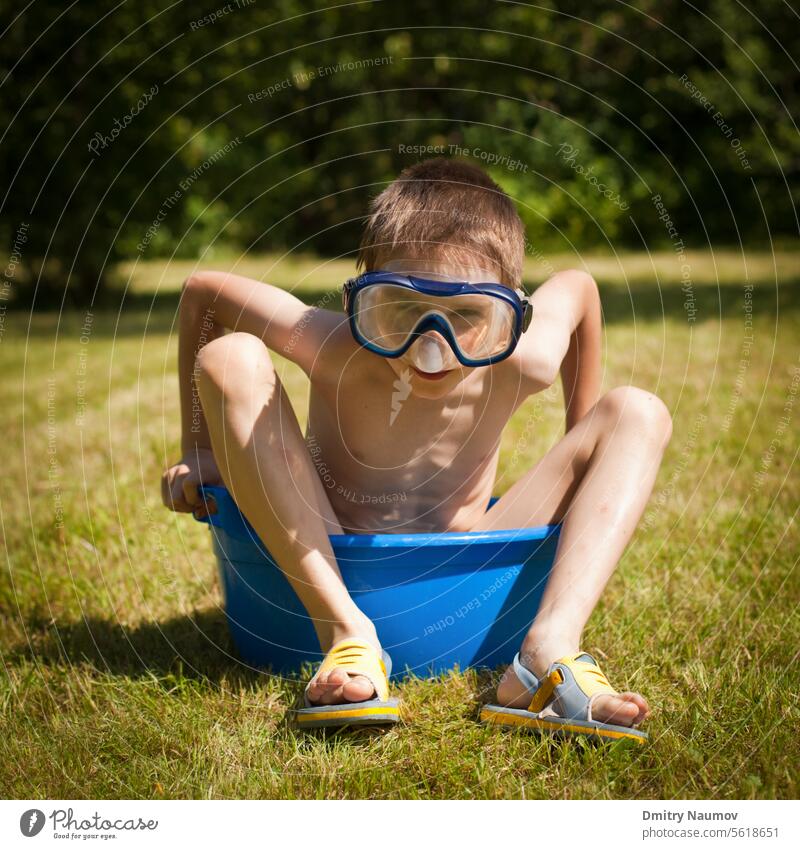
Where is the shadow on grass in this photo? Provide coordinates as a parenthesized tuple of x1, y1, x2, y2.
(10, 609, 276, 687)
(13, 277, 800, 339)
(11, 611, 418, 747)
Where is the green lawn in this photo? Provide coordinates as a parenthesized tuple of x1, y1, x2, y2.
(1, 250, 798, 798)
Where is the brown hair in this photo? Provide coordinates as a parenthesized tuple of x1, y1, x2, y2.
(356, 158, 525, 287)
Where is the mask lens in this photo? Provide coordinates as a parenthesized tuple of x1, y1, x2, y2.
(440, 294, 516, 359)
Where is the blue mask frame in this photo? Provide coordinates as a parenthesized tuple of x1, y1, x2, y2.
(342, 271, 532, 367)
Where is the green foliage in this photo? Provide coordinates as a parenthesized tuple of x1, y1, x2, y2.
(1, 1, 798, 305)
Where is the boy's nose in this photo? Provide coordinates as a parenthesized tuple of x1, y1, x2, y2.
(418, 329, 447, 345)
(409, 331, 458, 372)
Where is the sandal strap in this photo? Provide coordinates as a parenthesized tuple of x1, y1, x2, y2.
(512, 653, 540, 694)
(527, 672, 559, 713)
(304, 638, 391, 706)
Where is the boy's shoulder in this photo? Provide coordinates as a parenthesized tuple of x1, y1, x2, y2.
(293, 303, 362, 382)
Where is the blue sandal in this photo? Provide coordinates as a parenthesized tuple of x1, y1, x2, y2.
(481, 652, 648, 744)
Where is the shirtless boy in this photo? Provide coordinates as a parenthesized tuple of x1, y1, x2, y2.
(162, 158, 672, 742)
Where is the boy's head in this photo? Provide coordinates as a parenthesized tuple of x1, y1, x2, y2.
(357, 158, 524, 288)
(353, 158, 527, 399)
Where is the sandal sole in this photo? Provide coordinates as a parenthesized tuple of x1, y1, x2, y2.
(480, 704, 648, 744)
(293, 698, 401, 729)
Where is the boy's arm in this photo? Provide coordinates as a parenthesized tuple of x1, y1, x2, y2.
(164, 270, 337, 513)
(516, 269, 602, 431)
(177, 269, 331, 453)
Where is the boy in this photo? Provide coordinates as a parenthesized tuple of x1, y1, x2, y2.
(162, 158, 671, 741)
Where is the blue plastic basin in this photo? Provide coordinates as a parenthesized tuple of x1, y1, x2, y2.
(196, 486, 560, 679)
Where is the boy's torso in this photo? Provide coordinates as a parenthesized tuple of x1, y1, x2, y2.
(303, 315, 532, 534)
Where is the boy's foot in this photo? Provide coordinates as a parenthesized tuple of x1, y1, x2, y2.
(495, 644, 650, 727)
(305, 630, 383, 706)
(294, 635, 400, 729)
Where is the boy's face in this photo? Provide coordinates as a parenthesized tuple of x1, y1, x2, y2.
(377, 257, 503, 400)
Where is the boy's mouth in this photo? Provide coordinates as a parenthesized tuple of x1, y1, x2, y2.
(410, 365, 453, 381)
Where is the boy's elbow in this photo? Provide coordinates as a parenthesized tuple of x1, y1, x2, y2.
(564, 268, 597, 290)
(181, 271, 216, 312)
(525, 350, 561, 390)
(543, 352, 562, 388)
(182, 271, 210, 297)
(179, 275, 217, 330)
(572, 269, 600, 312)
(558, 268, 600, 311)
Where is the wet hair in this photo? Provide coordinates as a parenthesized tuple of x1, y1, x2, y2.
(356, 158, 525, 287)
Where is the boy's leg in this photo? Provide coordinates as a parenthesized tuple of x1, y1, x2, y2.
(471, 385, 672, 726)
(195, 332, 377, 706)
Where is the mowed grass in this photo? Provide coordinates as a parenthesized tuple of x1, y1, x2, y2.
(1, 250, 798, 799)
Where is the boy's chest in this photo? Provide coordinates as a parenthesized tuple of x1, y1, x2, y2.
(310, 371, 519, 469)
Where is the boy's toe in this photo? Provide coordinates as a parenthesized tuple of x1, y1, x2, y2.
(306, 678, 324, 703)
(306, 668, 342, 705)
(341, 674, 378, 702)
(325, 668, 351, 687)
(591, 692, 647, 727)
(307, 667, 377, 706)
(620, 691, 651, 725)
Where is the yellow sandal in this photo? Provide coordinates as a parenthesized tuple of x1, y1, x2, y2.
(293, 638, 401, 729)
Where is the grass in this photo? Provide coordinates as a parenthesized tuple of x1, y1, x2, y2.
(1, 249, 799, 798)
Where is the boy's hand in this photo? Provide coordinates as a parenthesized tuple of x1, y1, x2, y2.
(161, 448, 222, 518)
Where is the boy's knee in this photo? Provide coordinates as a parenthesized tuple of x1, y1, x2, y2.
(601, 386, 672, 444)
(195, 332, 273, 395)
